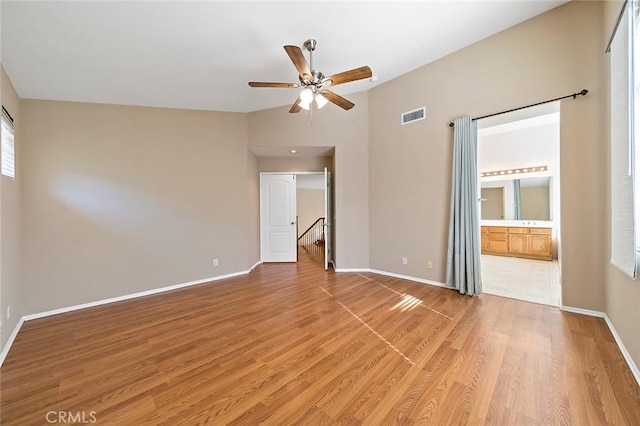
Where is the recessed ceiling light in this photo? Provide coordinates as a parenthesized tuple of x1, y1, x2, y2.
(289, 149, 297, 154)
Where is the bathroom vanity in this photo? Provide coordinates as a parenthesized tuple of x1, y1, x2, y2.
(481, 225, 552, 261)
(480, 172, 555, 261)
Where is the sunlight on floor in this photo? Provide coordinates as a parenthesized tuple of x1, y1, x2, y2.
(391, 294, 423, 312)
(357, 273, 454, 320)
(319, 286, 416, 365)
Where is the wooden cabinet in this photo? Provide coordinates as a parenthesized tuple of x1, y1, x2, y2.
(481, 226, 552, 261)
(508, 233, 529, 255)
(529, 228, 552, 259)
(487, 227, 508, 253)
(481, 227, 490, 251)
(482, 227, 509, 255)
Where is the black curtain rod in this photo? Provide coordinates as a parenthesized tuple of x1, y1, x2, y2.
(1, 105, 14, 124)
(448, 89, 589, 127)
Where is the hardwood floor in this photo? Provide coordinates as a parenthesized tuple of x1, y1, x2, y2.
(2, 251, 639, 425)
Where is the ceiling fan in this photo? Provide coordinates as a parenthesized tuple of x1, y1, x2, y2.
(248, 39, 372, 113)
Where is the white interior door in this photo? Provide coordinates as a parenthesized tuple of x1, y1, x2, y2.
(260, 174, 297, 262)
(324, 167, 333, 270)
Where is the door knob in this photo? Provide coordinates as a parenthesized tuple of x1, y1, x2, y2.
(291, 222, 296, 225)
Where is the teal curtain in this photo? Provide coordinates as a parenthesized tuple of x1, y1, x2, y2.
(446, 116, 482, 296)
(513, 179, 522, 220)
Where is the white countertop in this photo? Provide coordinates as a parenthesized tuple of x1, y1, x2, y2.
(481, 220, 554, 228)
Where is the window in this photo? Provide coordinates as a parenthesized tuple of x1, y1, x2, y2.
(610, 0, 637, 278)
(1, 106, 14, 179)
(633, 1, 640, 250)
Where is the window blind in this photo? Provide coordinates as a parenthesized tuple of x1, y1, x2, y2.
(1, 107, 14, 179)
(610, 2, 637, 279)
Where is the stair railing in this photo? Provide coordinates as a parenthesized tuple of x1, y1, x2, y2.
(298, 217, 325, 248)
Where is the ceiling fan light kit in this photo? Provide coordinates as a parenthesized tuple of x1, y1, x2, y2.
(299, 88, 314, 110)
(299, 89, 329, 111)
(248, 39, 372, 113)
(315, 92, 329, 109)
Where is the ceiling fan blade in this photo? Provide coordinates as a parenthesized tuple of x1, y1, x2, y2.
(324, 66, 372, 86)
(321, 90, 355, 110)
(248, 82, 299, 88)
(284, 45, 311, 77)
(289, 97, 302, 113)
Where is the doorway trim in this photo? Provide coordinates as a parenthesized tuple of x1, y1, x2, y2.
(259, 171, 334, 268)
(477, 106, 561, 307)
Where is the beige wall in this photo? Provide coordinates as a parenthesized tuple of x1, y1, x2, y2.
(257, 156, 332, 173)
(603, 0, 640, 373)
(249, 93, 370, 269)
(297, 188, 325, 237)
(1, 66, 22, 350)
(20, 100, 251, 313)
(369, 1, 605, 311)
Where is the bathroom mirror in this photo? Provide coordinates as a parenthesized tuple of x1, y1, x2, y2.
(480, 176, 551, 221)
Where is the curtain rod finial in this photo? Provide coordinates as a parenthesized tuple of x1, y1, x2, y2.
(574, 89, 589, 99)
(449, 122, 454, 127)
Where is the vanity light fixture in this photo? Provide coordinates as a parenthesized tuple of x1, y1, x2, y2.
(289, 149, 298, 154)
(479, 165, 547, 178)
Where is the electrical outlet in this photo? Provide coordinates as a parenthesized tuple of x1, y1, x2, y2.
(6, 305, 10, 320)
(402, 257, 408, 265)
(427, 260, 433, 269)
(213, 259, 219, 267)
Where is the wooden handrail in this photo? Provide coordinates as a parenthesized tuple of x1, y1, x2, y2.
(298, 217, 325, 241)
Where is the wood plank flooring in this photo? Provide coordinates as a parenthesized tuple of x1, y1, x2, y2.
(1, 251, 639, 424)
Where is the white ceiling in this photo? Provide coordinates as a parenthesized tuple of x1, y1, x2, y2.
(1, 1, 568, 113)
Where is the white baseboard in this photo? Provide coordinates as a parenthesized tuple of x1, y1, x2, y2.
(4, 267, 638, 390)
(338, 278, 640, 387)
(561, 304, 640, 388)
(2, 269, 258, 367)
(368, 269, 447, 288)
(249, 261, 262, 271)
(559, 304, 606, 318)
(334, 267, 446, 289)
(0, 317, 25, 367)
(23, 270, 251, 322)
(603, 314, 640, 386)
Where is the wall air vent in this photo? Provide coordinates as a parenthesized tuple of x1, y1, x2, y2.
(401, 107, 426, 125)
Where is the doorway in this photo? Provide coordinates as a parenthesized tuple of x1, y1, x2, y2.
(296, 173, 331, 268)
(260, 168, 333, 270)
(477, 103, 561, 306)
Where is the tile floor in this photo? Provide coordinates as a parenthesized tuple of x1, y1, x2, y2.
(481, 254, 560, 306)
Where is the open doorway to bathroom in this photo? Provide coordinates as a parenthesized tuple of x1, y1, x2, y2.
(478, 103, 561, 306)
